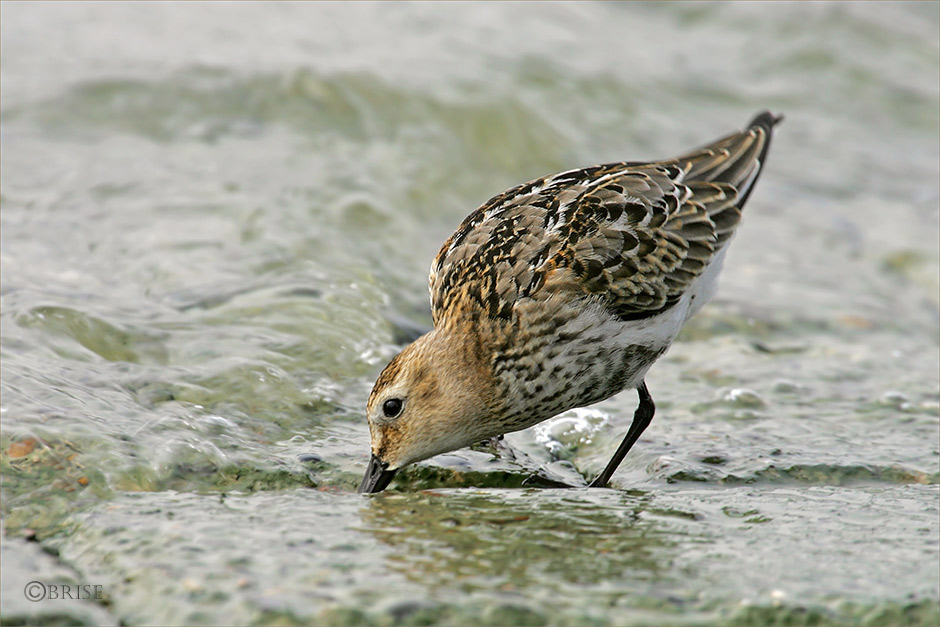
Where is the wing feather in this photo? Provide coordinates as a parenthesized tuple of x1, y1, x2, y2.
(429, 112, 781, 325)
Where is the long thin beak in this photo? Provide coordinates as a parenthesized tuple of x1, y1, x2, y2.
(358, 453, 398, 494)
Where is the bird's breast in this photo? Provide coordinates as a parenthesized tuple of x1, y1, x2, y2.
(485, 298, 685, 433)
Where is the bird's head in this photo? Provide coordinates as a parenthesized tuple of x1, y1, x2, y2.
(357, 328, 499, 493)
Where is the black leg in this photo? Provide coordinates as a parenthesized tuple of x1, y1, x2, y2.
(589, 381, 655, 488)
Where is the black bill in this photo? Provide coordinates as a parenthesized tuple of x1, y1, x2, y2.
(358, 453, 397, 494)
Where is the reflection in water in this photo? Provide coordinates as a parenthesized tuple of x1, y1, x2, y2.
(359, 489, 682, 598)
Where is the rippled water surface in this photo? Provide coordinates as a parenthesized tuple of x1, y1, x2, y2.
(2, 2, 938, 625)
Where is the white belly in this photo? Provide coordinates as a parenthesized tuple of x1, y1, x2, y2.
(493, 251, 726, 433)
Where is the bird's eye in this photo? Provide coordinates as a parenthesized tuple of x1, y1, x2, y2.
(382, 398, 403, 418)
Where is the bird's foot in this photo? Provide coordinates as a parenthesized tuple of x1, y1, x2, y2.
(587, 475, 610, 488)
(521, 474, 581, 489)
(475, 434, 516, 460)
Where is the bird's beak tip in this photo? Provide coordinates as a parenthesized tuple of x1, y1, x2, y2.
(358, 453, 398, 494)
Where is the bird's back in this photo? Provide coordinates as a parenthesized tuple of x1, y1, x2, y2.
(429, 111, 781, 328)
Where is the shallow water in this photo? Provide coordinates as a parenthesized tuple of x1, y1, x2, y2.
(1, 2, 938, 625)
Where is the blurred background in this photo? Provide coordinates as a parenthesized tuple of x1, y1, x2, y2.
(1, 2, 938, 625)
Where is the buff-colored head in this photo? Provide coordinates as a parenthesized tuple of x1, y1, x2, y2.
(357, 328, 498, 493)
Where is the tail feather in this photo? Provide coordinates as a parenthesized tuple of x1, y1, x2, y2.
(673, 110, 783, 209)
(735, 111, 783, 208)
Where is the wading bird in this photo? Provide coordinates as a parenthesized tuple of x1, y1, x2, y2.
(359, 111, 782, 493)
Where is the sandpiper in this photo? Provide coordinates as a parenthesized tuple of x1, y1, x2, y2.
(359, 111, 782, 493)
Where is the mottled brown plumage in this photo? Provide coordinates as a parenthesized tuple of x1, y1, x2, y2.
(359, 111, 782, 493)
